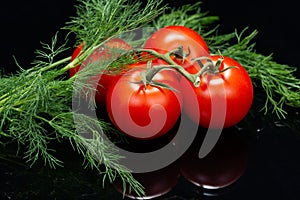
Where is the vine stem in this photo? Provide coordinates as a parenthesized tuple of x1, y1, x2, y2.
(135, 48, 216, 87)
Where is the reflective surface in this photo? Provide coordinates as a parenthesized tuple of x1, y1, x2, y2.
(113, 161, 180, 199)
(1, 101, 300, 199)
(180, 128, 248, 190)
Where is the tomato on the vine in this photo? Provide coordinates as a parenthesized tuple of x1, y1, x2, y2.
(106, 60, 182, 140)
(69, 38, 132, 106)
(143, 25, 210, 68)
(181, 55, 253, 128)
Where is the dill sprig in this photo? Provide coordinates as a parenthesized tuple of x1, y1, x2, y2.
(153, 2, 219, 36)
(0, 0, 168, 196)
(64, 0, 166, 48)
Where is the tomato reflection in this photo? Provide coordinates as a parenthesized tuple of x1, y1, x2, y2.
(180, 127, 248, 189)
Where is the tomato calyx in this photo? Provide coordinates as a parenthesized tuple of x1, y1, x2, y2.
(207, 55, 239, 73)
(168, 45, 191, 64)
(135, 64, 179, 91)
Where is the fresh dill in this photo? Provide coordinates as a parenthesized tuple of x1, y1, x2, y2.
(0, 0, 168, 196)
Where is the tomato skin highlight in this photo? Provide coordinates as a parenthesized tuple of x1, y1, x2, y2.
(106, 61, 182, 140)
(69, 38, 132, 106)
(181, 56, 253, 128)
(143, 25, 210, 68)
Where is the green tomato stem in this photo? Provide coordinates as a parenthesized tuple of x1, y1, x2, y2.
(136, 48, 215, 87)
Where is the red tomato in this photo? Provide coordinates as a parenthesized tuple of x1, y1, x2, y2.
(106, 60, 182, 140)
(69, 38, 132, 106)
(181, 55, 253, 128)
(143, 25, 210, 68)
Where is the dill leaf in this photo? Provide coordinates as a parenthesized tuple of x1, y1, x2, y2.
(64, 0, 166, 48)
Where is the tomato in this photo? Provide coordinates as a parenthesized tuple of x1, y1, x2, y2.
(143, 25, 210, 68)
(69, 38, 132, 106)
(106, 60, 182, 140)
(181, 55, 253, 128)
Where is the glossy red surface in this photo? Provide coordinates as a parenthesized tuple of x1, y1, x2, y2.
(180, 128, 248, 189)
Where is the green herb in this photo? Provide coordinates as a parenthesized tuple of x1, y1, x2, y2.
(0, 0, 167, 196)
(1, 0, 300, 198)
(64, 0, 165, 49)
(153, 2, 219, 35)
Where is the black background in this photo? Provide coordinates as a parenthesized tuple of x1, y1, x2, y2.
(1, 0, 300, 200)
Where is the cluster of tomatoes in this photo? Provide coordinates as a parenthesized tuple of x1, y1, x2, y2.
(69, 25, 253, 140)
